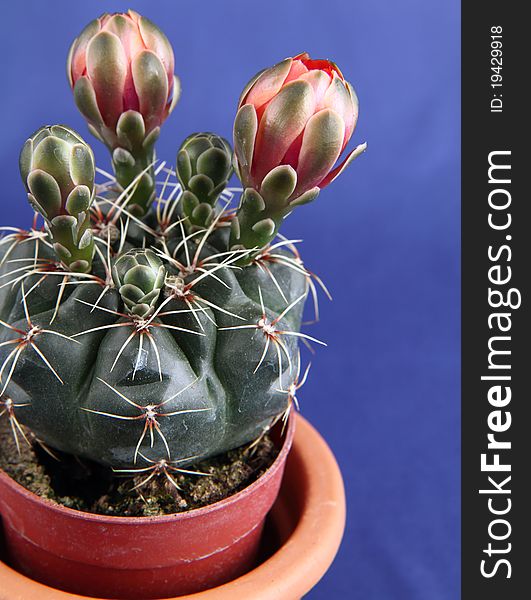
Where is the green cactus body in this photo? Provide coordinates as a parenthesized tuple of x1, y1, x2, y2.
(0, 213, 309, 470)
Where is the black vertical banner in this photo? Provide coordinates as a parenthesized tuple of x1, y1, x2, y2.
(462, 3, 530, 599)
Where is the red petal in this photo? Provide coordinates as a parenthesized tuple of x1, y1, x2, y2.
(70, 19, 103, 84)
(244, 59, 293, 110)
(283, 59, 309, 84)
(103, 13, 145, 62)
(127, 10, 141, 24)
(122, 66, 140, 112)
(299, 70, 332, 108)
(317, 143, 366, 189)
(294, 109, 344, 195)
(318, 158, 345, 189)
(138, 14, 175, 85)
(71, 47, 87, 83)
(322, 74, 358, 150)
(86, 31, 127, 129)
(281, 130, 305, 170)
(252, 80, 315, 185)
(300, 57, 345, 81)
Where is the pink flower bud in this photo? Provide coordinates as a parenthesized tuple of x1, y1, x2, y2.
(234, 53, 366, 204)
(67, 10, 179, 143)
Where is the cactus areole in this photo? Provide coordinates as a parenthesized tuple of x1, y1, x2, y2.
(0, 11, 365, 480)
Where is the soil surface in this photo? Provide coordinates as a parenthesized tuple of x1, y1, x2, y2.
(0, 419, 278, 516)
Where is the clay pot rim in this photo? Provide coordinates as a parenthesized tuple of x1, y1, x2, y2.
(0, 414, 295, 525)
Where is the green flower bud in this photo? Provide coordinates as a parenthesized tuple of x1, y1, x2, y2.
(177, 132, 233, 230)
(19, 125, 96, 273)
(112, 249, 166, 319)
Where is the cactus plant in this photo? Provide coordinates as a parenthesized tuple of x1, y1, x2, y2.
(0, 12, 365, 487)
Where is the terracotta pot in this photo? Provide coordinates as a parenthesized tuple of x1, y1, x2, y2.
(0, 414, 295, 599)
(0, 415, 345, 599)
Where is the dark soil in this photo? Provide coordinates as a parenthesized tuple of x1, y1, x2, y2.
(0, 420, 278, 516)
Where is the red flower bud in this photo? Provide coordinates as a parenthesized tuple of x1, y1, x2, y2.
(67, 10, 179, 143)
(234, 53, 366, 204)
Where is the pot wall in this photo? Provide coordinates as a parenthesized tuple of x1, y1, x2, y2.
(0, 415, 295, 599)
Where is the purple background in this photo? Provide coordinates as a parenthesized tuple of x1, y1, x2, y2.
(0, 1, 460, 597)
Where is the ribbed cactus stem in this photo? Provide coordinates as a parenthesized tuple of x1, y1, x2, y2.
(48, 212, 94, 274)
(229, 165, 320, 262)
(111, 113, 159, 217)
(114, 157, 155, 217)
(229, 189, 283, 262)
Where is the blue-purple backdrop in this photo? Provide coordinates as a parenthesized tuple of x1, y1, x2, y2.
(0, 1, 460, 598)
